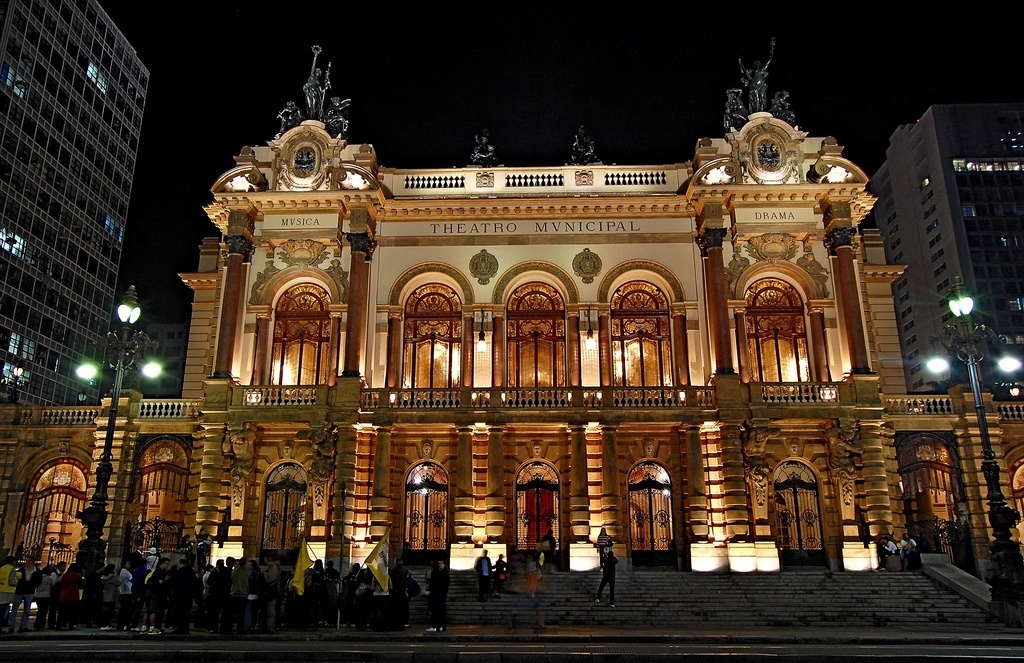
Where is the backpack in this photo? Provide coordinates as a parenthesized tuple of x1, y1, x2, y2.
(405, 575, 420, 598)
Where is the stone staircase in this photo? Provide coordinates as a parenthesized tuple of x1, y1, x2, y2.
(402, 567, 997, 630)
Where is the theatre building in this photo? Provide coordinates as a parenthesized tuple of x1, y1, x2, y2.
(1, 74, 1022, 584)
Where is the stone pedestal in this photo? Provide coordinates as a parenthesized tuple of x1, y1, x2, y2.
(569, 542, 601, 571)
(842, 541, 876, 571)
(689, 542, 729, 572)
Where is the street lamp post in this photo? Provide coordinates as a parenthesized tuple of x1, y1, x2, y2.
(76, 286, 159, 572)
(928, 276, 1024, 609)
(2, 359, 26, 403)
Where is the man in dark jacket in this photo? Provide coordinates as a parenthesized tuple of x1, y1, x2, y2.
(206, 559, 231, 634)
(167, 558, 197, 634)
(595, 550, 617, 607)
(129, 560, 150, 631)
(425, 559, 450, 633)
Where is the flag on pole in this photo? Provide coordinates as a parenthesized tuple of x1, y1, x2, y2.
(365, 527, 390, 592)
(291, 538, 315, 595)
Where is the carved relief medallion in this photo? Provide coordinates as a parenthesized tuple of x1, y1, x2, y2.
(470, 249, 499, 285)
(572, 248, 603, 284)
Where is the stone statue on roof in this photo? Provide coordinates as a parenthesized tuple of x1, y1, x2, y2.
(727, 38, 796, 130)
(276, 100, 304, 138)
(303, 45, 332, 122)
(569, 125, 600, 165)
(470, 128, 500, 167)
(738, 38, 774, 113)
(325, 97, 351, 139)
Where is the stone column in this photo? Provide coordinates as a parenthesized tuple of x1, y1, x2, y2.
(569, 425, 590, 543)
(734, 309, 750, 383)
(859, 421, 895, 540)
(196, 424, 229, 540)
(809, 306, 831, 381)
(824, 209, 870, 374)
(370, 427, 391, 538)
(491, 311, 505, 388)
(462, 312, 475, 388)
(213, 228, 254, 378)
(598, 308, 612, 387)
(327, 312, 342, 387)
(719, 422, 749, 541)
(567, 309, 581, 387)
(342, 230, 376, 378)
(329, 420, 359, 562)
(682, 425, 708, 541)
(600, 425, 622, 541)
(385, 311, 402, 389)
(672, 308, 690, 386)
(251, 311, 271, 385)
(698, 224, 735, 375)
(454, 426, 475, 542)
(485, 427, 505, 542)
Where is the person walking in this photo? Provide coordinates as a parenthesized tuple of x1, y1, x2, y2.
(493, 554, 508, 597)
(595, 549, 617, 607)
(540, 528, 557, 571)
(8, 555, 40, 633)
(425, 559, 450, 633)
(474, 549, 492, 601)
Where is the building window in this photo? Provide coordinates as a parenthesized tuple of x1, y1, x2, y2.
(402, 283, 462, 390)
(86, 61, 107, 94)
(270, 283, 331, 386)
(1, 60, 27, 98)
(744, 278, 810, 382)
(610, 281, 673, 387)
(103, 215, 124, 242)
(506, 282, 566, 388)
(920, 177, 931, 189)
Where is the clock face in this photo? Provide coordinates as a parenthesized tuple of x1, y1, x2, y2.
(756, 140, 782, 170)
(293, 147, 317, 176)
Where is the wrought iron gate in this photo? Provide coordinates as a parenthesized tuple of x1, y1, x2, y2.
(403, 462, 449, 564)
(773, 461, 826, 567)
(261, 462, 307, 566)
(931, 516, 975, 573)
(627, 462, 675, 566)
(125, 517, 183, 557)
(516, 461, 559, 553)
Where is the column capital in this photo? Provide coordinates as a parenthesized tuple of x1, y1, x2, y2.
(224, 234, 254, 260)
(824, 226, 857, 255)
(697, 227, 729, 254)
(344, 231, 377, 258)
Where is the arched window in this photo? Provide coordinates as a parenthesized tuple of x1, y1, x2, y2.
(18, 459, 88, 567)
(772, 460, 825, 567)
(507, 282, 566, 388)
(402, 284, 462, 389)
(515, 461, 560, 551)
(627, 461, 675, 566)
(270, 283, 332, 385)
(611, 281, 673, 387)
(261, 462, 308, 565)
(403, 461, 449, 563)
(745, 278, 810, 382)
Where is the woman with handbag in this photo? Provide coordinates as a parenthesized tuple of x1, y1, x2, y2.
(492, 554, 508, 597)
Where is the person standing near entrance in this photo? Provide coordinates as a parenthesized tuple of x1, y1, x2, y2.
(595, 549, 617, 607)
(474, 550, 492, 601)
(425, 559, 449, 633)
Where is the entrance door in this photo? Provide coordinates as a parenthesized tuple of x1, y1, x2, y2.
(627, 461, 675, 566)
(516, 462, 559, 554)
(261, 462, 308, 565)
(773, 461, 826, 567)
(403, 462, 449, 565)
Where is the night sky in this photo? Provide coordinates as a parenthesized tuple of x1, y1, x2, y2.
(98, 6, 1024, 324)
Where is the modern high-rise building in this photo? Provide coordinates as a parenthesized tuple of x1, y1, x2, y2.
(870, 104, 1024, 393)
(0, 0, 147, 405)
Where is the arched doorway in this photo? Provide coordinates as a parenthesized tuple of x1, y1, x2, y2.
(125, 436, 190, 556)
(18, 459, 88, 567)
(772, 460, 825, 567)
(261, 462, 308, 565)
(516, 461, 560, 554)
(403, 461, 449, 564)
(896, 432, 972, 571)
(627, 461, 675, 566)
(270, 283, 332, 385)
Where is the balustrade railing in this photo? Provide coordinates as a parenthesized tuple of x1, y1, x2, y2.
(360, 386, 716, 410)
(997, 402, 1024, 421)
(38, 407, 101, 425)
(241, 386, 321, 406)
(139, 399, 202, 418)
(756, 383, 842, 404)
(885, 396, 954, 415)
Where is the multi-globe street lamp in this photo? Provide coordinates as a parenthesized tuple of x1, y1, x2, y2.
(75, 285, 160, 571)
(2, 359, 26, 403)
(927, 276, 1024, 608)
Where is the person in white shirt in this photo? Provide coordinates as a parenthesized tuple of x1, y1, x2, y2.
(116, 560, 134, 631)
(876, 536, 898, 571)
